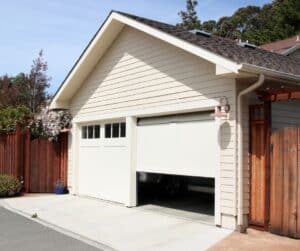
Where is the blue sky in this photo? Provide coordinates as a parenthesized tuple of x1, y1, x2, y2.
(0, 0, 271, 94)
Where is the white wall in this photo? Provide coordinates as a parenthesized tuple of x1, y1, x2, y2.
(68, 26, 237, 228)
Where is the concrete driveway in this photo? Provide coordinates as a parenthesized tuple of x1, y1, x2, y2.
(0, 206, 100, 251)
(1, 194, 231, 251)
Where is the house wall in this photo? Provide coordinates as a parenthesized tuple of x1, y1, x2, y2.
(68, 26, 238, 229)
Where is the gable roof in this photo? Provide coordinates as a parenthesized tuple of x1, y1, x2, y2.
(50, 11, 300, 109)
(117, 11, 300, 76)
(260, 35, 300, 55)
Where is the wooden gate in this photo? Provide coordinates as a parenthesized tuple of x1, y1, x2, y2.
(270, 127, 300, 239)
(28, 133, 68, 193)
(249, 104, 271, 229)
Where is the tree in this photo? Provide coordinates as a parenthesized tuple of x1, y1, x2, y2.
(13, 50, 50, 114)
(202, 20, 217, 33)
(177, 0, 300, 45)
(215, 6, 261, 40)
(177, 0, 201, 30)
(0, 75, 18, 108)
(0, 106, 31, 134)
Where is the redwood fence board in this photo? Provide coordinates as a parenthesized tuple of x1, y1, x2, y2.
(270, 127, 300, 239)
(0, 130, 68, 193)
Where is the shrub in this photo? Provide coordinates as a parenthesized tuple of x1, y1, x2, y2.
(0, 175, 22, 197)
(30, 107, 72, 140)
(0, 106, 31, 134)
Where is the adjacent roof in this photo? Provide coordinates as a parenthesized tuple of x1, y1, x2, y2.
(260, 35, 300, 55)
(116, 11, 300, 76)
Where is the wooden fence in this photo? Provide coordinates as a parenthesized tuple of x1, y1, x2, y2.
(0, 130, 68, 193)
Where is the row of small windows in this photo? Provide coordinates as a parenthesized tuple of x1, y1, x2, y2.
(82, 123, 126, 139)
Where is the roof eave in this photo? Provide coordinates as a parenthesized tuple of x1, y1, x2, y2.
(240, 63, 300, 83)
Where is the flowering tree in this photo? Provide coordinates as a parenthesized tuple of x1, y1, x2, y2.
(31, 107, 72, 140)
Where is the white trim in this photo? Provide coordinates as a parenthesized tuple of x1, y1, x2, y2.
(215, 115, 222, 226)
(72, 123, 81, 195)
(240, 64, 300, 82)
(72, 99, 219, 124)
(126, 116, 137, 207)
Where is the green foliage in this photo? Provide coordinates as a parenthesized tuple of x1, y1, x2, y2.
(0, 75, 19, 108)
(0, 51, 50, 113)
(30, 119, 44, 139)
(12, 50, 50, 114)
(177, 0, 300, 45)
(0, 175, 22, 197)
(0, 106, 31, 134)
(202, 20, 217, 33)
(177, 0, 201, 30)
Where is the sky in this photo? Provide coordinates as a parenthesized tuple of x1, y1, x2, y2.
(0, 0, 271, 94)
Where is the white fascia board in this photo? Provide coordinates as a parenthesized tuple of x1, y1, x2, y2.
(215, 64, 236, 76)
(240, 63, 300, 83)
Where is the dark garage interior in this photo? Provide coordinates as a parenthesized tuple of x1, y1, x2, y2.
(137, 172, 215, 223)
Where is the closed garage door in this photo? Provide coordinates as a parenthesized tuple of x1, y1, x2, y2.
(137, 112, 218, 177)
(78, 122, 128, 203)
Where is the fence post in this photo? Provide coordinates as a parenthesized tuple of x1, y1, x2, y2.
(23, 130, 31, 193)
(60, 133, 68, 186)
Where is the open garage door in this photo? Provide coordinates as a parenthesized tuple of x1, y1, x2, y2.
(136, 112, 218, 177)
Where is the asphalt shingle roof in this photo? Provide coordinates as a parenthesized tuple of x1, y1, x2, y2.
(117, 11, 300, 76)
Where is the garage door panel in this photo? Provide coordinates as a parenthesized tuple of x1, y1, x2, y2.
(79, 146, 102, 198)
(137, 123, 175, 174)
(137, 112, 217, 177)
(78, 143, 128, 204)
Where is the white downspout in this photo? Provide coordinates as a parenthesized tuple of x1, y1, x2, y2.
(237, 74, 265, 230)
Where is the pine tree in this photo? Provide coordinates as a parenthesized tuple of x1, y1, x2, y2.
(177, 0, 201, 30)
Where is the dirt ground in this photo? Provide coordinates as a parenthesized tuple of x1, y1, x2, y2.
(208, 228, 300, 251)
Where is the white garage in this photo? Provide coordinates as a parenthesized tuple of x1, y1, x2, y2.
(136, 112, 218, 178)
(78, 122, 128, 203)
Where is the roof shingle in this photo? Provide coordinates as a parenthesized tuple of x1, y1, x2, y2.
(117, 11, 300, 76)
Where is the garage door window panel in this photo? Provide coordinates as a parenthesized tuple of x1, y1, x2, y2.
(82, 126, 87, 139)
(105, 122, 126, 139)
(94, 125, 100, 138)
(105, 124, 112, 138)
(88, 126, 94, 139)
(120, 122, 126, 137)
(112, 123, 120, 138)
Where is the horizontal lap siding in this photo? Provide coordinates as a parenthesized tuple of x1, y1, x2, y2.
(70, 26, 237, 216)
